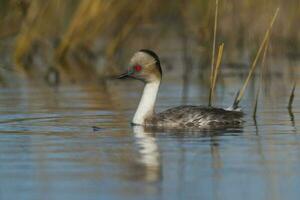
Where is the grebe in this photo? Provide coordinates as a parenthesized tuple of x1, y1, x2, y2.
(118, 49, 243, 129)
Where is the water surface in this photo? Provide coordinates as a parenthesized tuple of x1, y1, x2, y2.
(0, 72, 299, 200)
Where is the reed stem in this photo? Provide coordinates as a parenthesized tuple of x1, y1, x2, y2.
(253, 37, 270, 118)
(208, 0, 219, 106)
(233, 8, 279, 108)
(211, 43, 224, 97)
(288, 83, 296, 110)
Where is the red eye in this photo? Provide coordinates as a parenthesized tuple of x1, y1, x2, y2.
(134, 65, 142, 72)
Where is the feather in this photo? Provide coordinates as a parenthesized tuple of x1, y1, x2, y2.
(145, 105, 243, 129)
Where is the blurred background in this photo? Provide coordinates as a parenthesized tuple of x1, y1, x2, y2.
(0, 1, 300, 200)
(0, 0, 299, 86)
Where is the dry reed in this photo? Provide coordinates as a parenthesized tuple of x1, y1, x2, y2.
(208, 0, 219, 107)
(287, 83, 296, 110)
(0, 1, 296, 84)
(233, 8, 279, 109)
(253, 37, 270, 118)
(209, 43, 224, 105)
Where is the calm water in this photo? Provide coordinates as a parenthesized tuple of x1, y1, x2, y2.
(0, 72, 299, 200)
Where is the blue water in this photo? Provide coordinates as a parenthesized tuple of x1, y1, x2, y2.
(0, 77, 299, 200)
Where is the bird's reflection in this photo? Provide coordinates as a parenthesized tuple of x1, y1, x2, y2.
(133, 126, 162, 182)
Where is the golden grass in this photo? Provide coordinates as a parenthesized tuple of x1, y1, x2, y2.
(208, 43, 224, 106)
(0, 1, 297, 84)
(208, 0, 219, 107)
(233, 8, 279, 109)
(253, 37, 270, 118)
(55, 0, 112, 62)
(13, 0, 69, 70)
(105, 1, 152, 60)
(55, 0, 155, 70)
(13, 0, 48, 70)
(212, 43, 224, 91)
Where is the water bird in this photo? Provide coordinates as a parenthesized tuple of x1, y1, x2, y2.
(118, 49, 243, 129)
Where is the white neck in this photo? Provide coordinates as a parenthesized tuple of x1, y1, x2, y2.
(132, 81, 160, 125)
